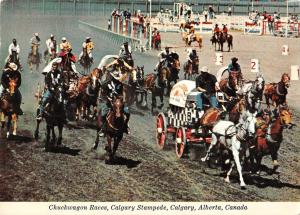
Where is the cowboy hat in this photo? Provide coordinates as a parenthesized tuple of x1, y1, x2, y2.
(86, 36, 91, 40)
(61, 37, 67, 41)
(50, 34, 54, 37)
(34, 33, 39, 36)
(9, 63, 18, 71)
(231, 57, 238, 62)
(200, 66, 209, 73)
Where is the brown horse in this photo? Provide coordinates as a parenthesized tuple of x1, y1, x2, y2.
(161, 53, 181, 95)
(219, 71, 240, 100)
(181, 32, 203, 49)
(264, 73, 290, 108)
(211, 32, 233, 52)
(199, 107, 223, 128)
(227, 97, 247, 124)
(143, 70, 168, 112)
(28, 44, 41, 72)
(183, 57, 199, 80)
(94, 96, 127, 163)
(0, 78, 19, 138)
(250, 106, 293, 174)
(76, 68, 103, 120)
(79, 48, 93, 75)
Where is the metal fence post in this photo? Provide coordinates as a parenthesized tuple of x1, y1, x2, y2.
(74, 0, 76, 16)
(89, 0, 91, 16)
(43, 0, 45, 15)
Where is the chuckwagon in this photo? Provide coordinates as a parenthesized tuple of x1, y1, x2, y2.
(156, 80, 214, 158)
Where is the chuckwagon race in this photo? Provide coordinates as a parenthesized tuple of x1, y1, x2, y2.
(0, 0, 300, 202)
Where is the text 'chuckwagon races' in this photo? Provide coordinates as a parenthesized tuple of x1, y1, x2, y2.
(48, 203, 248, 212)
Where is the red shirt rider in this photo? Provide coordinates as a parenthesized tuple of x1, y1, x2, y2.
(213, 24, 220, 34)
(222, 25, 228, 34)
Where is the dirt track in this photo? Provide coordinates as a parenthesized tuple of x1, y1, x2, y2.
(0, 15, 300, 201)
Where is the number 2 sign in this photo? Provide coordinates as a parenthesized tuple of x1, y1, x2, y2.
(251, 59, 259, 73)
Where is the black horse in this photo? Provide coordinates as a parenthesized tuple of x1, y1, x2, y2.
(35, 87, 66, 152)
(211, 32, 233, 52)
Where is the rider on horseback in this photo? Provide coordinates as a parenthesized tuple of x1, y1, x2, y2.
(30, 33, 41, 49)
(98, 67, 131, 137)
(222, 24, 228, 38)
(228, 57, 243, 85)
(6, 39, 22, 70)
(0, 63, 23, 115)
(119, 42, 133, 67)
(79, 37, 94, 63)
(213, 24, 220, 35)
(36, 62, 66, 121)
(45, 34, 57, 58)
(187, 25, 195, 45)
(155, 47, 174, 72)
(195, 66, 219, 110)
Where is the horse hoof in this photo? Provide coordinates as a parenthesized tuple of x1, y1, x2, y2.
(240, 185, 246, 190)
(224, 177, 230, 183)
(13, 131, 16, 136)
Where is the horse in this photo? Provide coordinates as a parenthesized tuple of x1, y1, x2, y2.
(60, 51, 78, 86)
(241, 74, 265, 113)
(264, 73, 290, 109)
(249, 105, 293, 174)
(211, 32, 233, 52)
(227, 97, 247, 124)
(183, 56, 199, 80)
(161, 53, 180, 95)
(79, 48, 93, 75)
(76, 68, 102, 120)
(94, 96, 127, 163)
(133, 66, 148, 107)
(201, 112, 257, 188)
(28, 44, 41, 72)
(8, 51, 19, 65)
(143, 70, 167, 113)
(0, 78, 20, 138)
(34, 86, 65, 152)
(181, 32, 203, 49)
(219, 71, 241, 100)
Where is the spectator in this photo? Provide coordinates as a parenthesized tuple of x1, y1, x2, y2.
(228, 6, 232, 16)
(203, 8, 208, 22)
(267, 14, 274, 35)
(155, 32, 161, 50)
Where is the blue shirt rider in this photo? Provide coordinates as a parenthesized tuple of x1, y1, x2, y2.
(195, 66, 219, 110)
(36, 62, 65, 120)
(228, 57, 243, 85)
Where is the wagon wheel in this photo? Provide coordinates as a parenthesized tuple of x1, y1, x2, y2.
(175, 127, 186, 158)
(156, 113, 167, 150)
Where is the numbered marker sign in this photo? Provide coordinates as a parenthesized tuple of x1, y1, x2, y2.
(215, 52, 223, 66)
(282, 45, 289, 56)
(251, 59, 260, 73)
(291, 65, 300, 80)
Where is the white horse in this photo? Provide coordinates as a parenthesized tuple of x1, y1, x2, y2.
(201, 111, 257, 188)
(240, 73, 265, 112)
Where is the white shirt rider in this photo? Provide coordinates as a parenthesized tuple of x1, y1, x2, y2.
(46, 35, 56, 54)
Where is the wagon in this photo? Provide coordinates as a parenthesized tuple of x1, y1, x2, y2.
(156, 80, 213, 158)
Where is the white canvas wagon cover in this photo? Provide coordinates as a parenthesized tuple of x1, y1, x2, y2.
(169, 80, 196, 108)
